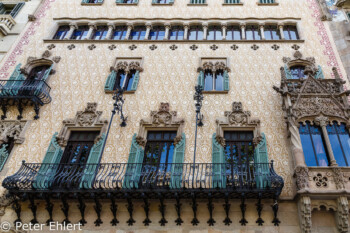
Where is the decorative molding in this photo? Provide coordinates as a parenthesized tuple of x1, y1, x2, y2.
(333, 167, 345, 190)
(149, 44, 157, 50)
(67, 44, 75, 50)
(312, 173, 328, 188)
(231, 44, 239, 50)
(292, 44, 300, 50)
(56, 103, 108, 147)
(336, 196, 349, 233)
(210, 44, 218, 51)
(198, 61, 230, 73)
(136, 103, 185, 148)
(108, 44, 116, 50)
(0, 120, 28, 144)
(112, 61, 143, 72)
(298, 196, 312, 233)
(316, 0, 332, 21)
(251, 44, 259, 50)
(271, 44, 280, 50)
(282, 51, 317, 73)
(129, 44, 137, 50)
(169, 45, 178, 50)
(190, 44, 198, 50)
(88, 44, 96, 50)
(295, 166, 309, 190)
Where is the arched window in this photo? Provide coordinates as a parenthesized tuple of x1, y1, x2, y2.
(131, 26, 146, 40)
(53, 25, 70, 39)
(169, 26, 184, 40)
(299, 122, 329, 167)
(224, 131, 254, 165)
(207, 25, 222, 40)
(204, 69, 224, 91)
(71, 25, 89, 40)
(246, 25, 261, 40)
(327, 123, 350, 167)
(264, 25, 280, 40)
(226, 25, 241, 40)
(188, 25, 203, 40)
(113, 26, 127, 40)
(290, 66, 306, 79)
(27, 65, 51, 80)
(113, 69, 136, 91)
(93, 26, 108, 40)
(283, 25, 299, 40)
(149, 26, 165, 40)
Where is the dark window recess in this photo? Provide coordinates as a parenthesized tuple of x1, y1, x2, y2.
(93, 26, 108, 40)
(204, 69, 224, 91)
(113, 69, 136, 91)
(0, 3, 24, 18)
(113, 26, 127, 40)
(149, 26, 165, 40)
(226, 25, 241, 40)
(188, 26, 204, 40)
(131, 26, 146, 40)
(27, 65, 50, 80)
(53, 25, 70, 40)
(246, 25, 261, 40)
(290, 66, 306, 79)
(71, 26, 90, 40)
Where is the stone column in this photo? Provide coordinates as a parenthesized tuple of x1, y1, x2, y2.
(202, 23, 208, 40)
(336, 196, 349, 233)
(105, 23, 115, 40)
(145, 23, 152, 40)
(221, 23, 227, 40)
(86, 23, 96, 40)
(259, 23, 265, 40)
(278, 23, 285, 40)
(124, 23, 133, 40)
(64, 23, 76, 40)
(164, 23, 171, 40)
(183, 23, 189, 40)
(314, 116, 338, 166)
(240, 23, 246, 40)
(298, 196, 312, 233)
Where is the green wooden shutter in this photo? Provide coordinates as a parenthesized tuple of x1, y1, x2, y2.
(116, 0, 123, 3)
(315, 65, 325, 79)
(197, 71, 204, 88)
(130, 70, 140, 91)
(80, 134, 106, 189)
(212, 133, 226, 188)
(2, 63, 25, 96)
(169, 0, 174, 3)
(105, 70, 117, 91)
(133, 0, 139, 3)
(254, 133, 270, 189)
(10, 2, 24, 18)
(223, 70, 229, 91)
(33, 133, 63, 189)
(0, 144, 9, 172)
(0, 3, 5, 14)
(284, 65, 292, 79)
(82, 0, 89, 3)
(152, 0, 157, 3)
(34, 64, 53, 96)
(170, 133, 185, 189)
(123, 134, 144, 189)
(97, 0, 104, 3)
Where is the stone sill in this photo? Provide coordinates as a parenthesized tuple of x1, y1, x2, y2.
(44, 39, 305, 43)
(105, 90, 135, 94)
(257, 2, 279, 5)
(81, 3, 103, 5)
(187, 3, 208, 6)
(222, 3, 244, 6)
(202, 91, 229, 94)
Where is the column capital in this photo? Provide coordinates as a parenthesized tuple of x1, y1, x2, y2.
(221, 23, 227, 29)
(164, 23, 171, 29)
(259, 23, 265, 29)
(183, 23, 190, 28)
(314, 115, 330, 127)
(145, 23, 153, 29)
(202, 22, 208, 28)
(107, 22, 115, 28)
(69, 23, 77, 28)
(126, 23, 133, 28)
(240, 23, 246, 29)
(88, 22, 97, 29)
(278, 22, 284, 28)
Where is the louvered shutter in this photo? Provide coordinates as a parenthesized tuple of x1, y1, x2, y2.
(170, 133, 185, 189)
(104, 70, 117, 91)
(33, 133, 63, 189)
(0, 144, 9, 171)
(284, 65, 292, 79)
(1, 64, 25, 97)
(315, 65, 325, 79)
(169, 0, 174, 3)
(254, 133, 270, 189)
(34, 64, 53, 96)
(10, 2, 24, 18)
(97, 0, 104, 2)
(133, 0, 139, 3)
(81, 0, 89, 3)
(116, 0, 123, 3)
(152, 0, 157, 3)
(223, 70, 229, 91)
(80, 134, 106, 189)
(123, 134, 144, 189)
(212, 133, 226, 188)
(0, 3, 5, 14)
(197, 71, 204, 88)
(130, 70, 140, 91)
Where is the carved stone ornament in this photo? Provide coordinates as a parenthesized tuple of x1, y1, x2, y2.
(0, 191, 16, 217)
(282, 51, 317, 75)
(198, 61, 230, 72)
(317, 0, 333, 21)
(332, 167, 345, 190)
(136, 103, 185, 147)
(215, 102, 261, 147)
(42, 50, 51, 58)
(112, 61, 143, 73)
(298, 196, 312, 233)
(21, 51, 60, 76)
(56, 103, 108, 147)
(0, 120, 27, 144)
(336, 196, 349, 233)
(294, 166, 309, 190)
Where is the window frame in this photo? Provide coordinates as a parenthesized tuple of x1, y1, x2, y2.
(283, 25, 299, 40)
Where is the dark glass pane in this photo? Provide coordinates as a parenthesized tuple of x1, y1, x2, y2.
(327, 124, 347, 166)
(215, 70, 224, 91)
(290, 66, 306, 79)
(113, 26, 127, 40)
(204, 71, 213, 91)
(54, 26, 69, 39)
(126, 71, 135, 91)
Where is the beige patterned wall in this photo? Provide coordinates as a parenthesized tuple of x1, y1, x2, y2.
(0, 0, 347, 201)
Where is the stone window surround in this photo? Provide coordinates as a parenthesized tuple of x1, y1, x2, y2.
(45, 19, 303, 41)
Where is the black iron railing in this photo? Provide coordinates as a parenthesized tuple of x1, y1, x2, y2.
(0, 80, 52, 105)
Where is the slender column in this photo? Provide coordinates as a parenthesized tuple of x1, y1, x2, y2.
(64, 23, 76, 40)
(314, 116, 338, 166)
(221, 23, 227, 40)
(183, 23, 189, 40)
(105, 23, 115, 40)
(125, 23, 133, 40)
(202, 23, 208, 40)
(278, 23, 285, 40)
(86, 23, 96, 40)
(164, 23, 171, 40)
(145, 23, 152, 40)
(259, 23, 265, 40)
(240, 23, 246, 40)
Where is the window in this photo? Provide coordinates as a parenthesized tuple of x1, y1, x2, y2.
(290, 66, 306, 79)
(204, 69, 224, 91)
(207, 25, 222, 40)
(113, 26, 127, 40)
(149, 26, 165, 40)
(53, 25, 70, 40)
(190, 0, 206, 3)
(114, 69, 137, 91)
(93, 26, 108, 40)
(0, 2, 24, 18)
(226, 25, 241, 40)
(245, 25, 261, 40)
(131, 26, 146, 40)
(259, 0, 275, 3)
(327, 123, 350, 167)
(153, 0, 172, 3)
(299, 122, 329, 167)
(225, 0, 241, 3)
(283, 25, 299, 40)
(188, 25, 203, 40)
(82, 0, 103, 3)
(264, 25, 280, 40)
(27, 66, 51, 81)
(116, 0, 138, 3)
(71, 26, 90, 40)
(169, 26, 184, 40)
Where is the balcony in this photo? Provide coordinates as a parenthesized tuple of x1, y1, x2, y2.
(0, 15, 16, 36)
(0, 80, 51, 120)
(3, 162, 284, 226)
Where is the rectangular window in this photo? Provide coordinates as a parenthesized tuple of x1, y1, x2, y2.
(53, 25, 70, 40)
(246, 25, 261, 40)
(283, 25, 299, 40)
(327, 123, 350, 167)
(226, 25, 241, 40)
(169, 26, 184, 40)
(225, 0, 240, 3)
(113, 26, 127, 40)
(259, 0, 275, 3)
(71, 26, 90, 40)
(264, 25, 280, 40)
(190, 0, 206, 4)
(93, 26, 108, 40)
(0, 2, 24, 18)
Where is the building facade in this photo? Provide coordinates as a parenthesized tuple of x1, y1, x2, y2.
(0, 0, 348, 232)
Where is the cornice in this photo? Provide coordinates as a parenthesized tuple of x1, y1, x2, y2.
(52, 17, 302, 21)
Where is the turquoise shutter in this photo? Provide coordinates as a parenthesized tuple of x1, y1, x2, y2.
(197, 71, 204, 88)
(116, 0, 123, 3)
(212, 133, 226, 188)
(0, 144, 9, 171)
(315, 65, 325, 79)
(254, 133, 270, 189)
(170, 133, 185, 189)
(10, 2, 24, 18)
(123, 134, 144, 189)
(169, 0, 174, 3)
(134, 0, 139, 3)
(152, 0, 157, 3)
(130, 70, 140, 91)
(105, 70, 117, 91)
(0, 3, 5, 14)
(97, 0, 104, 2)
(1, 63, 25, 96)
(82, 0, 89, 3)
(35, 64, 53, 96)
(223, 70, 229, 91)
(80, 134, 106, 189)
(284, 65, 292, 79)
(33, 133, 63, 189)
